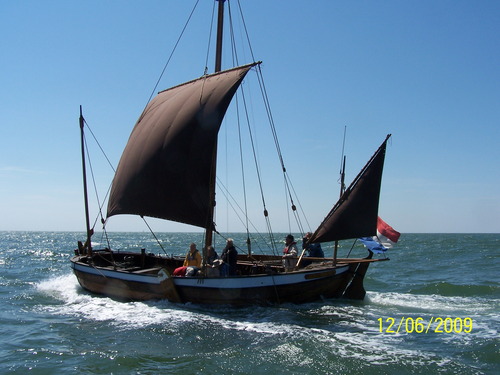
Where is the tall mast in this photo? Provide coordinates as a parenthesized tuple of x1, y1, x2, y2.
(204, 0, 226, 251)
(215, 0, 225, 73)
(79, 106, 92, 255)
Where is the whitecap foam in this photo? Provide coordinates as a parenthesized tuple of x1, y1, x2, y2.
(35, 274, 297, 334)
(37, 274, 83, 304)
(35, 274, 498, 349)
(366, 291, 499, 340)
(367, 291, 494, 314)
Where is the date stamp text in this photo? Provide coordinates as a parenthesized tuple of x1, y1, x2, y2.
(378, 317, 473, 334)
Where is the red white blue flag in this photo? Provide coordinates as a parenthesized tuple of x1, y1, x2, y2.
(376, 217, 400, 248)
(360, 217, 400, 253)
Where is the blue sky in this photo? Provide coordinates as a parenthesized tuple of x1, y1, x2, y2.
(1, 0, 499, 233)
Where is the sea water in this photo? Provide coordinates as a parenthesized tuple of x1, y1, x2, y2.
(0, 232, 498, 374)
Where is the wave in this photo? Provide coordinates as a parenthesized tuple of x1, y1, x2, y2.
(36, 274, 302, 334)
(37, 274, 498, 324)
(33, 275, 439, 370)
(368, 291, 496, 318)
(32, 273, 499, 373)
(410, 281, 499, 297)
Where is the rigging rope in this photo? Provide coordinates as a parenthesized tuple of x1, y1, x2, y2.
(83, 135, 103, 229)
(141, 216, 168, 255)
(204, 0, 217, 74)
(211, 0, 310, 252)
(81, 122, 112, 250)
(216, 176, 274, 255)
(83, 118, 115, 173)
(237, 73, 279, 255)
(146, 0, 201, 105)
(227, 0, 253, 255)
(234, 94, 252, 253)
(83, 120, 169, 257)
(235, 0, 257, 63)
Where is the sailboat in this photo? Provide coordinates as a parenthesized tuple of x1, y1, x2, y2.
(70, 1, 392, 305)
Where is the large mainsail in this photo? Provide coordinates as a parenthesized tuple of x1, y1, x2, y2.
(107, 63, 256, 227)
(309, 135, 391, 243)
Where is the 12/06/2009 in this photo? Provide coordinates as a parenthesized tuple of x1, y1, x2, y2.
(378, 317, 473, 334)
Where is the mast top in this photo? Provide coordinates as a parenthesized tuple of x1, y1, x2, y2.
(215, 0, 225, 73)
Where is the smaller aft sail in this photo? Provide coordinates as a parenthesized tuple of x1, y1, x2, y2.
(309, 135, 391, 243)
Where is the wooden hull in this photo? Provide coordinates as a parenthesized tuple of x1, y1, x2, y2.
(70, 251, 383, 305)
(172, 267, 353, 305)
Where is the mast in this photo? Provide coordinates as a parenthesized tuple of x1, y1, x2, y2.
(215, 0, 225, 73)
(204, 0, 225, 251)
(333, 127, 347, 266)
(333, 155, 346, 265)
(79, 106, 92, 255)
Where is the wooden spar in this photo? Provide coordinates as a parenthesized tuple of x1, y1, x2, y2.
(204, 0, 225, 253)
(215, 0, 225, 73)
(79, 106, 92, 255)
(333, 127, 347, 265)
(204, 148, 216, 256)
(332, 155, 346, 265)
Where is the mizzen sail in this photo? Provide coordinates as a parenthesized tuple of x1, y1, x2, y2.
(309, 135, 391, 243)
(107, 63, 256, 227)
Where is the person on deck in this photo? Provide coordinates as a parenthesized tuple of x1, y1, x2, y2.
(282, 234, 298, 271)
(206, 245, 219, 266)
(183, 242, 202, 268)
(205, 245, 220, 277)
(221, 238, 238, 276)
(302, 232, 324, 258)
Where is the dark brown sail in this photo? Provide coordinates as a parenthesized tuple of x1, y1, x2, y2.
(107, 63, 257, 227)
(309, 135, 391, 243)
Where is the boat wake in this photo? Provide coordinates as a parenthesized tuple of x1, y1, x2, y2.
(33, 274, 497, 372)
(366, 291, 499, 340)
(37, 275, 499, 334)
(36, 274, 307, 334)
(410, 281, 499, 297)
(367, 290, 497, 314)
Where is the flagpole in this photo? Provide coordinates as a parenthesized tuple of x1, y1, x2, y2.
(333, 155, 346, 266)
(333, 127, 347, 266)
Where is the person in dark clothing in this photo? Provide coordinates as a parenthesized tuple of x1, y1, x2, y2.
(205, 245, 220, 277)
(302, 232, 324, 258)
(221, 238, 238, 276)
(299, 232, 324, 267)
(206, 245, 219, 265)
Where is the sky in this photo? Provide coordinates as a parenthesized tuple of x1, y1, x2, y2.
(1, 0, 499, 234)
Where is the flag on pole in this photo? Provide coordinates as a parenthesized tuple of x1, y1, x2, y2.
(359, 217, 400, 253)
(359, 236, 388, 253)
(376, 217, 400, 248)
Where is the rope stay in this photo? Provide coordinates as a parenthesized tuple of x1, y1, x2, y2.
(204, 0, 217, 74)
(81, 116, 113, 250)
(207, 0, 311, 250)
(234, 93, 252, 253)
(216, 176, 279, 256)
(141, 216, 168, 255)
(146, 0, 201, 105)
(82, 115, 169, 256)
